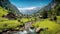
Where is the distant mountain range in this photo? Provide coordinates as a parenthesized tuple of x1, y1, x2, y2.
(18, 7, 41, 15)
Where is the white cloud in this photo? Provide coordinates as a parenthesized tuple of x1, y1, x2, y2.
(18, 7, 37, 10)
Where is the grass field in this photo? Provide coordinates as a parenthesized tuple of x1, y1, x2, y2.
(0, 7, 8, 17)
(0, 7, 21, 32)
(20, 17, 35, 23)
(33, 16, 60, 34)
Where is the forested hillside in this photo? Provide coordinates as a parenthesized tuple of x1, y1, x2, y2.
(0, 0, 21, 15)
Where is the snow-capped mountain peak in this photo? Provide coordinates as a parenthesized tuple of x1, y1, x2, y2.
(18, 7, 41, 15)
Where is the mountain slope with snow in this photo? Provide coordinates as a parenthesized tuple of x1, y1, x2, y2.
(18, 7, 41, 15)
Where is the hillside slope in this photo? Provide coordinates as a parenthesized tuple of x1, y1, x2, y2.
(0, 0, 21, 15)
(36, 0, 60, 16)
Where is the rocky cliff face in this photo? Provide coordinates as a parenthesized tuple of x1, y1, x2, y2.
(43, 0, 57, 11)
(38, 0, 57, 12)
(0, 0, 21, 15)
(37, 0, 60, 16)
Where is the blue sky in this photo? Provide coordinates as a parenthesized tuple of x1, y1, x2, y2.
(9, 0, 52, 8)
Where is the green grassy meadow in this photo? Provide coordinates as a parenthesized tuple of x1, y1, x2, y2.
(33, 16, 60, 34)
(0, 6, 60, 34)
